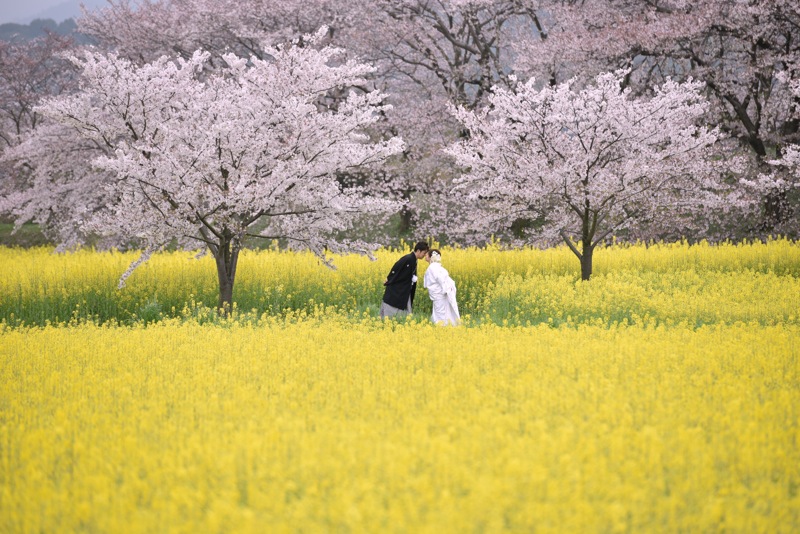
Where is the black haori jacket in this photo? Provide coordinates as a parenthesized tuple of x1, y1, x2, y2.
(382, 252, 418, 309)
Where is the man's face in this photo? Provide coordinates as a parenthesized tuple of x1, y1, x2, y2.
(414, 250, 428, 259)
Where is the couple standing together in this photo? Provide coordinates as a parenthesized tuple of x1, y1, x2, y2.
(380, 241, 460, 325)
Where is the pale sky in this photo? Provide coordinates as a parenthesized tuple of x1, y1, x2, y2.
(0, 0, 107, 25)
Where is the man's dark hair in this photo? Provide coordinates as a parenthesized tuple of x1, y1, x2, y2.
(414, 241, 430, 252)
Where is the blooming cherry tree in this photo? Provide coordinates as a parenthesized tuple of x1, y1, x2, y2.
(761, 74, 800, 218)
(78, 0, 346, 63)
(23, 29, 403, 310)
(515, 0, 800, 234)
(1, 121, 117, 250)
(0, 34, 76, 195)
(0, 34, 95, 248)
(447, 70, 733, 280)
(83, 0, 549, 236)
(357, 0, 547, 233)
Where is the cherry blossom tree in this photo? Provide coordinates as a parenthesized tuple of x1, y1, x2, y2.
(0, 33, 76, 197)
(332, 0, 549, 235)
(1, 122, 116, 250)
(761, 75, 800, 208)
(516, 0, 800, 235)
(78, 0, 345, 63)
(78, 1, 552, 238)
(365, 0, 543, 109)
(79, 1, 426, 239)
(0, 33, 89, 248)
(14, 29, 403, 310)
(447, 70, 737, 280)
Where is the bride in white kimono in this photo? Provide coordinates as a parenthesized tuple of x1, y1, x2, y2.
(423, 249, 460, 325)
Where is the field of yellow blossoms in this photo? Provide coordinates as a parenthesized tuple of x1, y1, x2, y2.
(1, 240, 798, 532)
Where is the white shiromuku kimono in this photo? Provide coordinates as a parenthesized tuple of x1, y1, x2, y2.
(423, 262, 460, 325)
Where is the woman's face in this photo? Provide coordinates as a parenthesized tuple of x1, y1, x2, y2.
(424, 252, 431, 263)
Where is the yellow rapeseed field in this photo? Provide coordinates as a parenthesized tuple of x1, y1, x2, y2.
(1, 241, 798, 532)
(1, 238, 799, 326)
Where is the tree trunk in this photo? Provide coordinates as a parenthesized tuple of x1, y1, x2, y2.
(398, 205, 414, 235)
(212, 235, 240, 314)
(559, 228, 594, 281)
(762, 185, 790, 232)
(580, 244, 594, 281)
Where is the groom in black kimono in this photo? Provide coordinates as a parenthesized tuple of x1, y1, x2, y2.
(380, 241, 429, 318)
